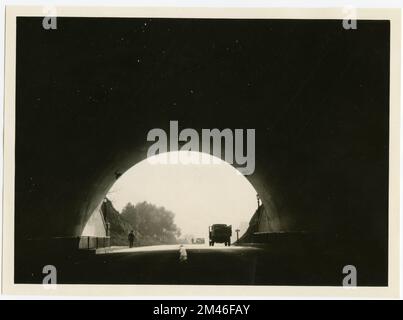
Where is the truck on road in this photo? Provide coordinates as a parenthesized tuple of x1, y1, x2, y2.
(209, 224, 232, 246)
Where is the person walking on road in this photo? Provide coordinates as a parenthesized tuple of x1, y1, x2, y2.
(128, 230, 135, 248)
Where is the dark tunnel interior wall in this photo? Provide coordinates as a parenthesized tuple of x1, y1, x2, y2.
(15, 18, 389, 249)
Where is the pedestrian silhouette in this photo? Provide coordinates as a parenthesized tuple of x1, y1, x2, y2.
(128, 230, 135, 248)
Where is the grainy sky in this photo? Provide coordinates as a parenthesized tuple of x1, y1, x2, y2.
(107, 151, 257, 240)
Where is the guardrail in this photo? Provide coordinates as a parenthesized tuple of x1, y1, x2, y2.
(78, 236, 110, 250)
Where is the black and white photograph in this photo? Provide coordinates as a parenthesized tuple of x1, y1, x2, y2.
(1, 5, 401, 298)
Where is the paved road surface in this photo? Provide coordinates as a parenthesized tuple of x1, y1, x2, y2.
(63, 244, 265, 285)
(49, 243, 346, 285)
(17, 243, 385, 285)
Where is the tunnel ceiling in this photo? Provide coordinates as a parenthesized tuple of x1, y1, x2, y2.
(15, 18, 389, 243)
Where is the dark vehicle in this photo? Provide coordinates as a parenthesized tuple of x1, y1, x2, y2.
(195, 238, 205, 244)
(209, 224, 232, 246)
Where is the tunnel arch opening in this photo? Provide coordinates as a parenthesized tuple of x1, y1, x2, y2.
(82, 151, 271, 246)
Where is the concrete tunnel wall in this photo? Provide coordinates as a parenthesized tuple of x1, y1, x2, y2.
(15, 18, 389, 252)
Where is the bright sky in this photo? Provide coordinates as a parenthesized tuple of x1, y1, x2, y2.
(107, 151, 257, 241)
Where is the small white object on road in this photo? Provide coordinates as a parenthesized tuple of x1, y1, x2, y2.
(179, 245, 188, 262)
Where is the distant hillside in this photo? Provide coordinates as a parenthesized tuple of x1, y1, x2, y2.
(102, 199, 133, 246)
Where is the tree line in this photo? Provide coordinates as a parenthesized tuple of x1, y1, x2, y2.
(121, 201, 181, 244)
